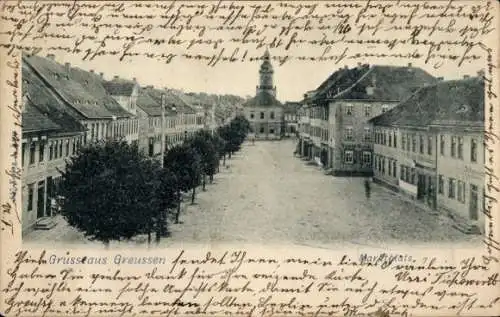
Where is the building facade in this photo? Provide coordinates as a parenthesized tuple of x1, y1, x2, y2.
(243, 49, 284, 140)
(21, 62, 86, 233)
(299, 64, 437, 175)
(283, 101, 301, 137)
(370, 76, 485, 234)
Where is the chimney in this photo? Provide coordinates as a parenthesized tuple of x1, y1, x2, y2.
(344, 65, 348, 69)
(99, 72, 104, 78)
(89, 69, 94, 73)
(407, 62, 412, 67)
(46, 54, 55, 60)
(357, 62, 362, 67)
(477, 69, 485, 77)
(64, 62, 70, 73)
(133, 77, 137, 82)
(113, 75, 119, 80)
(463, 75, 470, 79)
(437, 76, 444, 81)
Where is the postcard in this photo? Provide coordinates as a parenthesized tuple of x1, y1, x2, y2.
(0, 0, 499, 316)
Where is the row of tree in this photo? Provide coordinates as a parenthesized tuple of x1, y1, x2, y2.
(59, 115, 251, 247)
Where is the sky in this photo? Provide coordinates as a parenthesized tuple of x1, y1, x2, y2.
(58, 52, 484, 102)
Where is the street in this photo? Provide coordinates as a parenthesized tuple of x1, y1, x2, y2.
(24, 140, 480, 248)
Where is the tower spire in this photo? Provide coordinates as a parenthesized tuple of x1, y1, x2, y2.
(256, 49, 276, 97)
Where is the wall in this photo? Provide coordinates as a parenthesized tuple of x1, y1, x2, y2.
(330, 100, 397, 175)
(435, 129, 485, 228)
(244, 106, 283, 139)
(22, 133, 83, 232)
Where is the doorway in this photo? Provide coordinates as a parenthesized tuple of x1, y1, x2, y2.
(37, 181, 45, 218)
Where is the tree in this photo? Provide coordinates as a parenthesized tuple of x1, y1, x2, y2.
(156, 167, 179, 243)
(187, 130, 219, 191)
(164, 144, 201, 222)
(216, 125, 231, 166)
(58, 139, 161, 247)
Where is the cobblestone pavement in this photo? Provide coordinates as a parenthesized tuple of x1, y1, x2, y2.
(24, 140, 481, 249)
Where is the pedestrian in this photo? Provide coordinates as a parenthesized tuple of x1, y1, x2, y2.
(364, 178, 371, 199)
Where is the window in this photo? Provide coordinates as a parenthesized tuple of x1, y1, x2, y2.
(438, 175, 444, 194)
(72, 141, 76, 155)
(59, 142, 63, 158)
(344, 150, 354, 164)
(260, 127, 264, 133)
(458, 137, 463, 159)
(270, 112, 275, 119)
(362, 151, 371, 165)
(419, 135, 424, 154)
(388, 132, 392, 147)
(29, 142, 36, 165)
(451, 136, 457, 158)
(410, 168, 416, 184)
(393, 132, 397, 148)
(382, 157, 386, 174)
(364, 127, 371, 142)
(65, 141, 70, 156)
(388, 160, 392, 176)
(27, 184, 34, 211)
(392, 160, 396, 176)
(383, 131, 386, 145)
(250, 113, 254, 119)
(402, 134, 406, 150)
(440, 135, 445, 155)
(457, 180, 465, 203)
(400, 165, 405, 181)
(448, 178, 456, 198)
(91, 124, 95, 140)
(345, 105, 353, 115)
(364, 105, 371, 116)
(39, 142, 45, 162)
(269, 128, 274, 134)
(471, 138, 477, 162)
(427, 136, 432, 155)
(260, 112, 264, 119)
(411, 134, 416, 152)
(344, 127, 353, 141)
(382, 105, 389, 113)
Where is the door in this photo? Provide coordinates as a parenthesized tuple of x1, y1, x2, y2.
(37, 181, 45, 218)
(417, 174, 425, 200)
(469, 185, 479, 220)
(46, 177, 53, 216)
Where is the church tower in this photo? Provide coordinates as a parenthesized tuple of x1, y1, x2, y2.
(256, 49, 276, 97)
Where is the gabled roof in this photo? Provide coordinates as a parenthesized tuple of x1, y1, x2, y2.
(313, 64, 437, 102)
(70, 68, 133, 118)
(102, 78, 137, 96)
(22, 61, 86, 134)
(23, 54, 115, 119)
(369, 77, 484, 128)
(137, 88, 180, 117)
(22, 101, 61, 134)
(243, 91, 283, 108)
